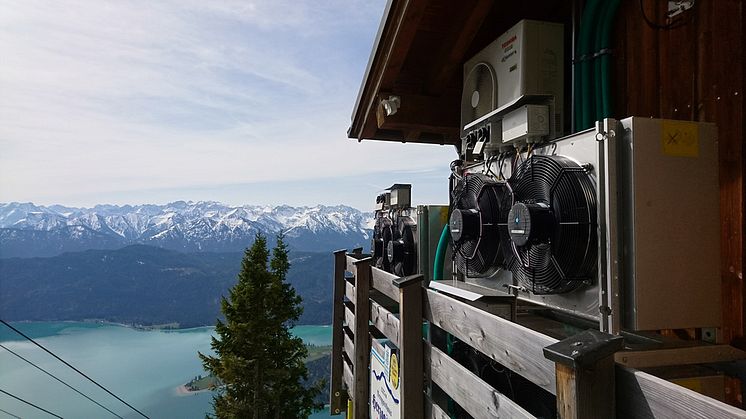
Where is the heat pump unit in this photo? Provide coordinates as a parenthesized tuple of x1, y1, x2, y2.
(371, 185, 418, 277)
(447, 117, 721, 333)
(461, 19, 564, 146)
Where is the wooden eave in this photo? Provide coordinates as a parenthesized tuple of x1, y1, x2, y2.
(348, 0, 570, 146)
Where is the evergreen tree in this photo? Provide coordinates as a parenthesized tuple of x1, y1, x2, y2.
(200, 233, 323, 418)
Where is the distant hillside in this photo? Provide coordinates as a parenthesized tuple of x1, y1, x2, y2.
(0, 201, 373, 258)
(0, 245, 333, 327)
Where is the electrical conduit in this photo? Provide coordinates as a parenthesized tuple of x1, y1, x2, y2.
(597, 0, 621, 119)
(576, 0, 602, 130)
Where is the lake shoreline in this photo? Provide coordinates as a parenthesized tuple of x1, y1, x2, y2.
(5, 319, 332, 332)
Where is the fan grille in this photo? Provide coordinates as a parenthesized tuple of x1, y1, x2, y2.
(462, 62, 496, 125)
(451, 174, 512, 276)
(373, 216, 393, 272)
(390, 216, 417, 277)
(507, 155, 597, 294)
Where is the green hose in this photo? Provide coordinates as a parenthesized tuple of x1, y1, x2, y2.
(577, 0, 602, 130)
(593, 1, 611, 120)
(598, 0, 621, 118)
(433, 224, 450, 281)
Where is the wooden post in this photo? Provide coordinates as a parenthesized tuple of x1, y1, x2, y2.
(329, 250, 348, 415)
(352, 256, 372, 419)
(394, 274, 424, 419)
(543, 330, 624, 419)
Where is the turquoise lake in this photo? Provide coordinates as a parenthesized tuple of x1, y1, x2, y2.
(0, 322, 336, 418)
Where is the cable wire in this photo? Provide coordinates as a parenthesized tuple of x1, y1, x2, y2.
(0, 388, 63, 418)
(0, 320, 150, 419)
(0, 407, 22, 419)
(0, 343, 124, 418)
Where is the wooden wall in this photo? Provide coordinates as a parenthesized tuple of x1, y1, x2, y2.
(612, 0, 745, 345)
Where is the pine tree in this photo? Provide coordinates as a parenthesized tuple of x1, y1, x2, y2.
(199, 233, 323, 418)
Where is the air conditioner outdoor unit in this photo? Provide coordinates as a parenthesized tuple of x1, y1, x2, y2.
(371, 184, 418, 278)
(446, 117, 721, 334)
(461, 19, 564, 149)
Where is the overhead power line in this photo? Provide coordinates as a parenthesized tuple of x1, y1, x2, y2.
(0, 343, 124, 418)
(0, 388, 63, 418)
(0, 320, 150, 419)
(0, 407, 22, 419)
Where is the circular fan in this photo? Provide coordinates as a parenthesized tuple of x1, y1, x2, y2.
(461, 62, 496, 129)
(386, 215, 417, 277)
(449, 174, 512, 276)
(372, 215, 393, 271)
(506, 155, 597, 294)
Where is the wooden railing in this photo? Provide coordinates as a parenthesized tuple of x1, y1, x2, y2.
(329, 250, 746, 419)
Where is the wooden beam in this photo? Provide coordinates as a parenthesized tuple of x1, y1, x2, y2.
(397, 275, 424, 419)
(370, 299, 401, 347)
(702, 0, 745, 348)
(346, 254, 360, 274)
(371, 266, 401, 303)
(423, 288, 559, 395)
(544, 330, 624, 419)
(343, 358, 355, 395)
(616, 366, 746, 418)
(615, 345, 746, 369)
(351, 0, 429, 140)
(424, 343, 535, 419)
(425, 397, 450, 419)
(375, 92, 460, 136)
(345, 280, 356, 303)
(352, 257, 372, 419)
(330, 250, 348, 415)
(424, 0, 493, 94)
(344, 330, 355, 362)
(345, 304, 355, 330)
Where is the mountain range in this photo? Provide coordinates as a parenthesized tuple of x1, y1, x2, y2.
(0, 245, 332, 327)
(0, 201, 373, 258)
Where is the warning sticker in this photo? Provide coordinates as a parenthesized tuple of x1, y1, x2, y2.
(661, 120, 699, 157)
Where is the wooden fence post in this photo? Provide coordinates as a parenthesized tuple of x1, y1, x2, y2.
(395, 274, 424, 419)
(543, 330, 624, 419)
(329, 250, 348, 415)
(352, 256, 372, 419)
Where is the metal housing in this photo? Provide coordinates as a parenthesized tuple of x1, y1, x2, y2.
(455, 117, 721, 333)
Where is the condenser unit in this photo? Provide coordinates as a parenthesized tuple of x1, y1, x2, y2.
(446, 117, 721, 333)
(371, 184, 418, 278)
(461, 19, 564, 149)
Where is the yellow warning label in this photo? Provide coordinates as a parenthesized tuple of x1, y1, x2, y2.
(389, 353, 399, 390)
(661, 120, 699, 157)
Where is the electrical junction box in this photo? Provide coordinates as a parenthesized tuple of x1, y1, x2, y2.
(461, 19, 564, 138)
(502, 104, 550, 144)
(389, 184, 411, 209)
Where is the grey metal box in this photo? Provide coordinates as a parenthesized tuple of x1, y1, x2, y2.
(619, 117, 721, 330)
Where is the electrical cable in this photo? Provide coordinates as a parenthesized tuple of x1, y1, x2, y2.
(0, 388, 64, 418)
(0, 407, 22, 419)
(0, 320, 150, 419)
(0, 343, 124, 418)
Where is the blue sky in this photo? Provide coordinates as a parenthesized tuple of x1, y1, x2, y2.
(0, 0, 455, 210)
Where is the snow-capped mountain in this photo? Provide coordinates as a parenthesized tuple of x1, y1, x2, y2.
(0, 201, 374, 257)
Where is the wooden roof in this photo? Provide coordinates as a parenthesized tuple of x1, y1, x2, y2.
(348, 0, 570, 145)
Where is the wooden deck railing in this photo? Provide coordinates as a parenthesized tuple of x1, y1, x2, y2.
(329, 249, 746, 419)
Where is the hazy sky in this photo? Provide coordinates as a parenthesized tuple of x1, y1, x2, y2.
(0, 0, 456, 210)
